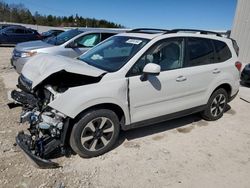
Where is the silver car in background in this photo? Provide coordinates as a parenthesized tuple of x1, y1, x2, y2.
(11, 28, 125, 73)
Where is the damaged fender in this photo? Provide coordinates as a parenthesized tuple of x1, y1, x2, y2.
(48, 78, 130, 125)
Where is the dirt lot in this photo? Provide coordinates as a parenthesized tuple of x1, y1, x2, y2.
(0, 47, 250, 188)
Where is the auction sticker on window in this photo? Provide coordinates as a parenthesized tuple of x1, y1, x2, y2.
(126, 39, 142, 45)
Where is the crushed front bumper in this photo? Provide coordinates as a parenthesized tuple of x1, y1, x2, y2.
(16, 131, 59, 169)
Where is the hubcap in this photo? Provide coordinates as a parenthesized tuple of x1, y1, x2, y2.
(210, 94, 226, 117)
(81, 117, 114, 151)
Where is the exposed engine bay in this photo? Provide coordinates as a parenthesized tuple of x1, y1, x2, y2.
(10, 71, 103, 168)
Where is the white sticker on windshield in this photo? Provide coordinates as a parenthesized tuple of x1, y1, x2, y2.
(126, 39, 142, 45)
(91, 54, 103, 60)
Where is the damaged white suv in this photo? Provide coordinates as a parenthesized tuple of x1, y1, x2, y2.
(10, 28, 241, 168)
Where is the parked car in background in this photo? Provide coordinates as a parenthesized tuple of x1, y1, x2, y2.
(0, 24, 23, 30)
(10, 28, 240, 168)
(11, 28, 126, 73)
(41, 29, 64, 39)
(241, 63, 250, 85)
(0, 26, 41, 46)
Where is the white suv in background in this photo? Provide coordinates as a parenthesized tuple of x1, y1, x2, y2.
(11, 28, 241, 168)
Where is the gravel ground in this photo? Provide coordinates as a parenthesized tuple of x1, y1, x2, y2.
(0, 47, 250, 188)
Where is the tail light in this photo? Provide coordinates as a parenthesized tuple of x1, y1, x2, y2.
(235, 61, 242, 71)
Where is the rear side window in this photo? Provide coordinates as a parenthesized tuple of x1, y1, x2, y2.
(15, 28, 25, 34)
(25, 29, 34, 34)
(213, 40, 232, 62)
(101, 33, 115, 41)
(187, 38, 215, 67)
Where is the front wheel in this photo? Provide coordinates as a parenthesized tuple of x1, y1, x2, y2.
(201, 88, 228, 121)
(70, 109, 120, 158)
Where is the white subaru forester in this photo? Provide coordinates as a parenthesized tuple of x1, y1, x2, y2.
(10, 28, 241, 168)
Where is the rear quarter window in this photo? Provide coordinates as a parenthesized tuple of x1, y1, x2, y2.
(186, 37, 215, 67)
(213, 40, 232, 63)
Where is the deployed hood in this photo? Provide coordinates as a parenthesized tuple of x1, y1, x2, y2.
(22, 54, 106, 88)
(15, 40, 54, 51)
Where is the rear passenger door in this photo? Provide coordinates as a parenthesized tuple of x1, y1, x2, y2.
(181, 37, 219, 106)
(13, 28, 27, 43)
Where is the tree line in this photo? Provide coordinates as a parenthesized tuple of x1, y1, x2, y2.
(0, 1, 124, 28)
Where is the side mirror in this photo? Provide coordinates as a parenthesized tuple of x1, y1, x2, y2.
(66, 41, 78, 48)
(140, 63, 161, 81)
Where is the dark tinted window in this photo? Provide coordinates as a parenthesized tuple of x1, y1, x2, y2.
(5, 28, 15, 34)
(187, 38, 215, 66)
(25, 29, 34, 34)
(15, 28, 25, 34)
(46, 29, 83, 45)
(101, 33, 115, 41)
(213, 40, 232, 62)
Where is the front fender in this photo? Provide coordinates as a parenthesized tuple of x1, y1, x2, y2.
(48, 78, 130, 124)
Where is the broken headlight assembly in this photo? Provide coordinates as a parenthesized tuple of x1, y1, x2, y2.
(10, 79, 70, 168)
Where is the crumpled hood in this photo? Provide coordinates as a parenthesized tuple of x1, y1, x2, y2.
(15, 40, 54, 51)
(22, 54, 106, 88)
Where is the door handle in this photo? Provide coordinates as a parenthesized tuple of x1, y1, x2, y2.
(213, 68, 221, 74)
(176, 76, 187, 82)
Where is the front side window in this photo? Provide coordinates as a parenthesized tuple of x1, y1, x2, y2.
(78, 36, 149, 72)
(187, 38, 215, 67)
(213, 40, 232, 62)
(128, 38, 184, 76)
(5, 28, 15, 34)
(74, 33, 101, 47)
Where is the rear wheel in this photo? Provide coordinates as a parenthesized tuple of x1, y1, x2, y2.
(201, 88, 228, 121)
(70, 109, 120, 158)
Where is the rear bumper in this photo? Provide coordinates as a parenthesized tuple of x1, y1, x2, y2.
(16, 132, 59, 169)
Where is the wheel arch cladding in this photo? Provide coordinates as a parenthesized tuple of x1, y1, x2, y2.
(74, 103, 125, 126)
(213, 83, 232, 98)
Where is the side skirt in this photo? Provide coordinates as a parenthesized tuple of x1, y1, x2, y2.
(122, 105, 206, 131)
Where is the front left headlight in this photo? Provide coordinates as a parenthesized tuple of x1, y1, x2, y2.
(20, 51, 37, 58)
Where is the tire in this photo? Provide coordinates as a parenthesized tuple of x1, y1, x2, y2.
(201, 88, 228, 121)
(70, 109, 120, 158)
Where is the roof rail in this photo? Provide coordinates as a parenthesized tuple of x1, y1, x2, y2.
(127, 28, 169, 34)
(166, 29, 222, 37)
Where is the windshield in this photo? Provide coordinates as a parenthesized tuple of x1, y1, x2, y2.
(78, 36, 149, 72)
(46, 29, 83, 45)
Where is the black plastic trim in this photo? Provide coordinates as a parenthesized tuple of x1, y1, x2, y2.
(122, 105, 206, 130)
(127, 28, 169, 34)
(16, 132, 60, 169)
(166, 29, 222, 37)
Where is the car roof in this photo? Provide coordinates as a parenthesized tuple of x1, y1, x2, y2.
(116, 28, 232, 42)
(76, 27, 128, 33)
